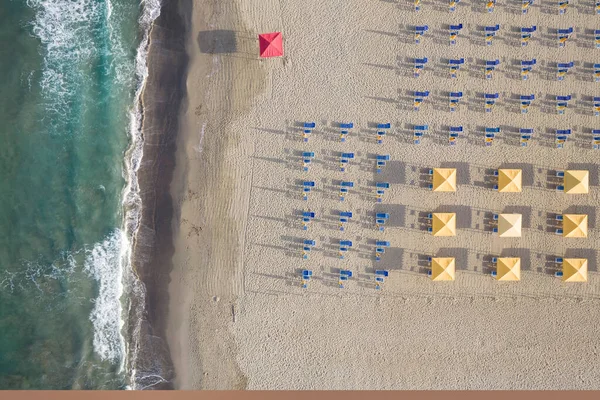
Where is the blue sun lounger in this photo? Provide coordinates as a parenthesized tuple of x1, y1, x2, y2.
(521, 25, 536, 45)
(593, 129, 600, 149)
(339, 181, 354, 201)
(555, 129, 571, 148)
(557, 27, 573, 47)
(449, 58, 464, 78)
(339, 240, 353, 259)
(485, 127, 500, 146)
(339, 152, 355, 172)
(485, 25, 500, 46)
(521, 59, 536, 80)
(485, 59, 500, 80)
(302, 151, 315, 171)
(520, 94, 535, 113)
(375, 241, 390, 261)
(302, 181, 315, 200)
(449, 92, 463, 112)
(339, 270, 353, 288)
(413, 125, 428, 144)
(414, 91, 430, 111)
(339, 211, 353, 231)
(303, 122, 316, 142)
(376, 154, 390, 173)
(376, 213, 390, 231)
(449, 126, 462, 145)
(376, 182, 390, 203)
(555, 256, 563, 263)
(556, 62, 573, 81)
(301, 269, 313, 288)
(414, 58, 428, 78)
(302, 211, 315, 230)
(415, 26, 429, 44)
(520, 128, 534, 146)
(484, 93, 499, 113)
(374, 269, 389, 289)
(556, 95, 571, 114)
(376, 123, 391, 144)
(556, 170, 565, 178)
(302, 240, 316, 259)
(449, 24, 463, 45)
(339, 122, 353, 143)
(555, 229, 563, 235)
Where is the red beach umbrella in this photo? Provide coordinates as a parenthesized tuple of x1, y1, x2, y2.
(259, 32, 283, 58)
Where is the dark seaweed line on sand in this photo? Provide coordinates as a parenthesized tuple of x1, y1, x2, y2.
(129, 0, 190, 390)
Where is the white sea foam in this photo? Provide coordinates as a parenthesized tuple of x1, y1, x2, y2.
(84, 231, 125, 365)
(120, 0, 163, 389)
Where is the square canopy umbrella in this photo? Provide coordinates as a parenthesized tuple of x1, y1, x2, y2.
(498, 169, 522, 192)
(498, 214, 522, 237)
(432, 168, 457, 192)
(496, 257, 521, 281)
(432, 213, 456, 236)
(562, 258, 588, 282)
(564, 170, 589, 194)
(431, 257, 456, 281)
(563, 214, 588, 238)
(259, 32, 283, 58)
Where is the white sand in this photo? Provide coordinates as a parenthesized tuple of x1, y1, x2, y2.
(168, 0, 600, 389)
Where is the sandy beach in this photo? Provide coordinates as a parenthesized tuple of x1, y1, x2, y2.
(165, 0, 600, 389)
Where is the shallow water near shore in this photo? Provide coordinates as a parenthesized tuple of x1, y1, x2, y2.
(0, 0, 158, 389)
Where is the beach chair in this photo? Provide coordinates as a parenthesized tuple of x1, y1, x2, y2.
(558, 0, 569, 15)
(557, 27, 573, 48)
(339, 181, 354, 201)
(593, 130, 600, 150)
(415, 26, 429, 44)
(376, 213, 390, 232)
(487, 0, 496, 13)
(593, 97, 600, 116)
(492, 214, 499, 221)
(556, 170, 565, 178)
(595, 30, 600, 49)
(449, 0, 460, 12)
(449, 92, 463, 112)
(485, 25, 500, 46)
(302, 151, 315, 172)
(302, 240, 316, 259)
(301, 270, 312, 288)
(338, 240, 353, 259)
(376, 182, 390, 203)
(522, 0, 534, 14)
(339, 211, 353, 231)
(485, 127, 500, 146)
(485, 60, 500, 80)
(484, 93, 499, 113)
(556, 95, 571, 115)
(556, 62, 573, 81)
(491, 257, 498, 264)
(521, 26, 536, 46)
(302, 181, 315, 200)
(376, 154, 390, 173)
(339, 122, 353, 143)
(428, 170, 434, 176)
(413, 58, 428, 78)
(339, 152, 354, 172)
(449, 126, 462, 145)
(413, 125, 428, 144)
(493, 227, 499, 233)
(414, 91, 429, 111)
(556, 185, 565, 191)
(555, 271, 564, 278)
(493, 170, 499, 177)
(449, 24, 463, 45)
(302, 211, 315, 230)
(520, 128, 534, 147)
(376, 123, 390, 144)
(449, 58, 464, 78)
(555, 229, 563, 235)
(303, 122, 315, 142)
(555, 257, 563, 263)
(594, 64, 600, 82)
(521, 59, 536, 81)
(415, 0, 421, 11)
(520, 94, 535, 114)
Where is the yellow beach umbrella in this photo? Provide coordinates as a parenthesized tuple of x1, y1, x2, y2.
(432, 213, 456, 236)
(498, 214, 522, 237)
(432, 168, 457, 192)
(431, 257, 456, 281)
(563, 214, 588, 238)
(562, 258, 588, 282)
(496, 257, 521, 281)
(564, 170, 589, 194)
(498, 169, 522, 193)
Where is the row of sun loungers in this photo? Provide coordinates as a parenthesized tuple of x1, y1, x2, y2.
(302, 123, 600, 148)
(412, 0, 591, 15)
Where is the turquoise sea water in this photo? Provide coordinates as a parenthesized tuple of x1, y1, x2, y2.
(0, 0, 158, 389)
